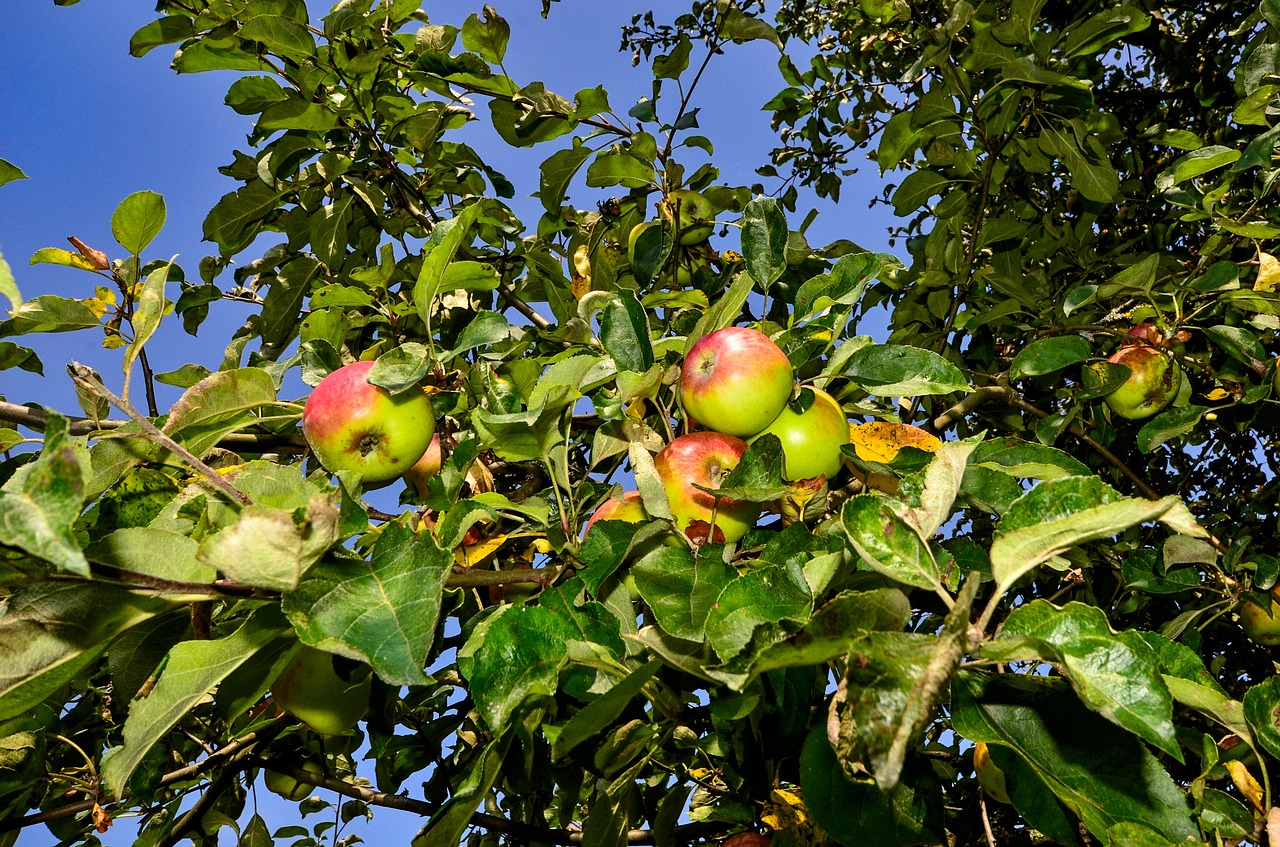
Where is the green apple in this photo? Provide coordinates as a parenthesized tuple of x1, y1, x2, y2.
(654, 432, 761, 544)
(658, 188, 715, 245)
(403, 433, 443, 499)
(1098, 341, 1182, 420)
(1240, 586, 1280, 646)
(264, 760, 323, 802)
(272, 645, 373, 736)
(302, 360, 436, 484)
(973, 741, 1010, 804)
(628, 221, 655, 265)
(680, 326, 794, 437)
(750, 387, 849, 480)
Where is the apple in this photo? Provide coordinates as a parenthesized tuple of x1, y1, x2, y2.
(628, 221, 655, 266)
(723, 834, 771, 847)
(680, 327, 794, 437)
(973, 741, 1011, 804)
(584, 490, 649, 536)
(675, 243, 714, 288)
(1099, 341, 1182, 420)
(403, 433, 443, 498)
(272, 645, 373, 736)
(659, 188, 715, 245)
(654, 431, 761, 543)
(750, 387, 849, 480)
(264, 759, 323, 802)
(302, 360, 436, 484)
(1240, 586, 1280, 646)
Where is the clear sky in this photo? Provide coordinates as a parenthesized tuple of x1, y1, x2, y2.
(1, 2, 896, 843)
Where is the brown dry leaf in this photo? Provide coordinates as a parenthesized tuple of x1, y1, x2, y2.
(68, 236, 110, 270)
(1257, 251, 1280, 292)
(849, 422, 941, 463)
(92, 802, 113, 833)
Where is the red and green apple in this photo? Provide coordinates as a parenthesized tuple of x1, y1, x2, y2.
(680, 326, 794, 437)
(654, 432, 760, 543)
(302, 360, 436, 484)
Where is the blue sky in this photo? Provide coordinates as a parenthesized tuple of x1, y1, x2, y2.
(2, 2, 898, 843)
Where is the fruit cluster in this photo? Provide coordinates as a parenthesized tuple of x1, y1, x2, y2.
(594, 325, 851, 545)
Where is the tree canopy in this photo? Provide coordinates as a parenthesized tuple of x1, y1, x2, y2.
(1, 1, 1280, 846)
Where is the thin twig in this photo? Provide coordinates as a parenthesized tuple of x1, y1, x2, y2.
(67, 363, 253, 506)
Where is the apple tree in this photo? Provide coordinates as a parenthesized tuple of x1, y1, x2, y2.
(0, 1, 1276, 846)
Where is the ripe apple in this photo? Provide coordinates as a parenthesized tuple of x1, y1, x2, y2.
(680, 327, 794, 437)
(1240, 586, 1280, 646)
(659, 188, 715, 245)
(723, 834, 771, 847)
(750, 387, 849, 480)
(584, 490, 649, 536)
(654, 432, 761, 543)
(973, 741, 1011, 804)
(264, 759, 323, 802)
(272, 645, 373, 736)
(402, 433, 443, 498)
(302, 360, 436, 484)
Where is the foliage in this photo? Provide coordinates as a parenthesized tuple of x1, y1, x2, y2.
(0, 1, 1278, 846)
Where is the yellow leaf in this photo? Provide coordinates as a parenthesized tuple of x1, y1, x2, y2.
(1226, 759, 1265, 816)
(1257, 251, 1280, 292)
(1205, 388, 1230, 401)
(761, 788, 809, 831)
(455, 533, 507, 566)
(849, 422, 941, 463)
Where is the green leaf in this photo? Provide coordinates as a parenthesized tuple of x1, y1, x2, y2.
(552, 660, 661, 760)
(704, 565, 812, 661)
(414, 205, 481, 328)
(800, 724, 944, 847)
(991, 477, 1205, 595)
(101, 606, 290, 797)
(414, 733, 511, 846)
(793, 252, 896, 324)
(685, 270, 753, 352)
(842, 493, 941, 592)
(198, 496, 340, 592)
(0, 416, 89, 575)
(1203, 324, 1268, 373)
(311, 194, 353, 268)
(29, 247, 100, 272)
(1155, 146, 1240, 192)
(238, 14, 316, 59)
(461, 7, 510, 63)
(367, 343, 434, 394)
(967, 437, 1091, 481)
(86, 527, 215, 584)
(111, 190, 166, 256)
(1243, 676, 1280, 761)
(124, 261, 170, 378)
(585, 152, 656, 189)
(0, 583, 171, 723)
(538, 142, 592, 216)
(599, 291, 653, 373)
(995, 601, 1178, 758)
(844, 344, 969, 396)
(1059, 6, 1151, 58)
(1010, 336, 1092, 379)
(653, 34, 692, 79)
(0, 250, 21, 315)
(203, 180, 283, 255)
(0, 159, 27, 188)
(891, 169, 949, 215)
(1136, 406, 1206, 453)
(458, 605, 576, 732)
(952, 672, 1198, 844)
(129, 16, 196, 57)
(710, 433, 791, 503)
(740, 196, 788, 287)
(161, 367, 281, 458)
(722, 6, 783, 48)
(631, 546, 737, 642)
(0, 295, 101, 335)
(447, 311, 510, 359)
(224, 76, 288, 115)
(283, 521, 453, 686)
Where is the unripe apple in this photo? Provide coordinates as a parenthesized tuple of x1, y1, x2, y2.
(272, 645, 373, 736)
(1090, 329, 1182, 420)
(658, 188, 716, 245)
(302, 360, 436, 484)
(750, 387, 849, 480)
(654, 432, 760, 543)
(264, 760, 323, 802)
(1240, 586, 1280, 646)
(402, 433, 443, 499)
(973, 741, 1010, 804)
(680, 327, 794, 437)
(628, 221, 655, 266)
